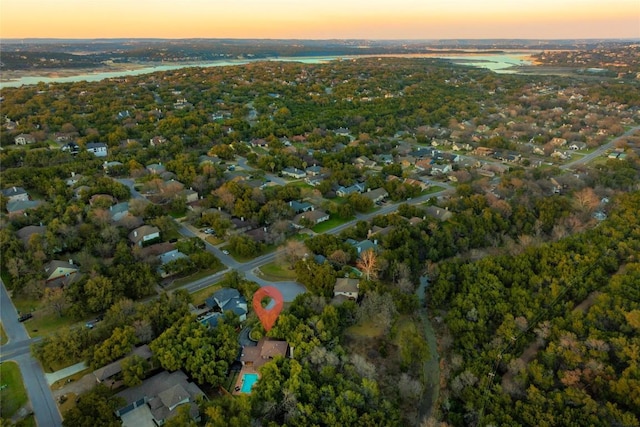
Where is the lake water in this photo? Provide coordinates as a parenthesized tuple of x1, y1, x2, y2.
(0, 52, 534, 89)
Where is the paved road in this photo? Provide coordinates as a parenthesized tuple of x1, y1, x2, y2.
(0, 280, 62, 427)
(561, 125, 640, 170)
(174, 186, 454, 300)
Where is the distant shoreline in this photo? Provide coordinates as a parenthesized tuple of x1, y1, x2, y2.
(0, 50, 542, 85)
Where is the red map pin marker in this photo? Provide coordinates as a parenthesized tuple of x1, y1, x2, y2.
(253, 286, 284, 332)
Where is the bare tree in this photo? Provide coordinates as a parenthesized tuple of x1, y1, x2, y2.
(42, 287, 68, 317)
(356, 249, 379, 281)
(328, 249, 350, 266)
(281, 240, 307, 268)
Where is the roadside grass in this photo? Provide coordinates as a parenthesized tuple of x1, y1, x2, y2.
(424, 185, 445, 194)
(205, 236, 225, 245)
(256, 262, 297, 282)
(312, 216, 353, 233)
(167, 268, 226, 290)
(11, 295, 78, 338)
(0, 361, 28, 419)
(189, 284, 222, 307)
(0, 322, 7, 344)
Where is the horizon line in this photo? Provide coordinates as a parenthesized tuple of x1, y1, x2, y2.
(2, 37, 639, 42)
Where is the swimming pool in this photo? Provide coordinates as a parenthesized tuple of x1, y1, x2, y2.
(240, 373, 259, 393)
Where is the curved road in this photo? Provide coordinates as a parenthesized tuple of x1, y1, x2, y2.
(0, 280, 62, 427)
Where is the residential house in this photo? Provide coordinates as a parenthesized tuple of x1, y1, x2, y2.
(347, 238, 378, 255)
(305, 175, 326, 187)
(336, 183, 365, 197)
(404, 178, 430, 190)
(109, 202, 130, 222)
(103, 161, 124, 173)
(281, 167, 306, 179)
(569, 141, 587, 150)
(149, 136, 168, 147)
(376, 154, 394, 165)
(362, 188, 389, 203)
(44, 260, 79, 288)
(115, 370, 205, 425)
(245, 227, 269, 244)
(430, 164, 452, 176)
(158, 249, 189, 273)
(2, 186, 29, 203)
(86, 142, 108, 157)
(146, 163, 166, 175)
(204, 288, 248, 323)
(6, 200, 42, 216)
(14, 133, 35, 145)
(94, 345, 153, 386)
(424, 206, 453, 221)
(305, 165, 323, 176)
(61, 141, 80, 154)
(181, 189, 199, 203)
(333, 278, 360, 300)
(289, 200, 313, 214)
(354, 156, 378, 169)
(129, 225, 161, 247)
(293, 209, 330, 228)
(199, 155, 221, 166)
(65, 172, 83, 187)
(237, 338, 290, 393)
(16, 225, 46, 247)
(230, 217, 254, 233)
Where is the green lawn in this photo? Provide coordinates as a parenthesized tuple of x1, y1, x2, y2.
(0, 361, 28, 419)
(11, 295, 78, 338)
(190, 284, 222, 307)
(257, 262, 297, 282)
(312, 216, 354, 233)
(346, 319, 384, 338)
(0, 322, 7, 345)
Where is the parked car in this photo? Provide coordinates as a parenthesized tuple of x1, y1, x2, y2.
(204, 228, 215, 235)
(17, 313, 33, 322)
(222, 250, 229, 255)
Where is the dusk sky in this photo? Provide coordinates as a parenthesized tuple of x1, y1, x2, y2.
(1, 0, 639, 39)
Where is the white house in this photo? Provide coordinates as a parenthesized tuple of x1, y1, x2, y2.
(87, 142, 108, 157)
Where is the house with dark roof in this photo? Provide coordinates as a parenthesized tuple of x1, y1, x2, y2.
(2, 186, 29, 203)
(362, 188, 389, 203)
(204, 288, 248, 323)
(293, 209, 330, 228)
(93, 345, 153, 385)
(7, 200, 42, 216)
(347, 238, 378, 255)
(424, 206, 453, 221)
(16, 225, 46, 246)
(336, 183, 365, 197)
(129, 225, 161, 247)
(289, 200, 314, 214)
(282, 167, 306, 179)
(114, 370, 204, 425)
(109, 202, 130, 222)
(235, 338, 290, 394)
